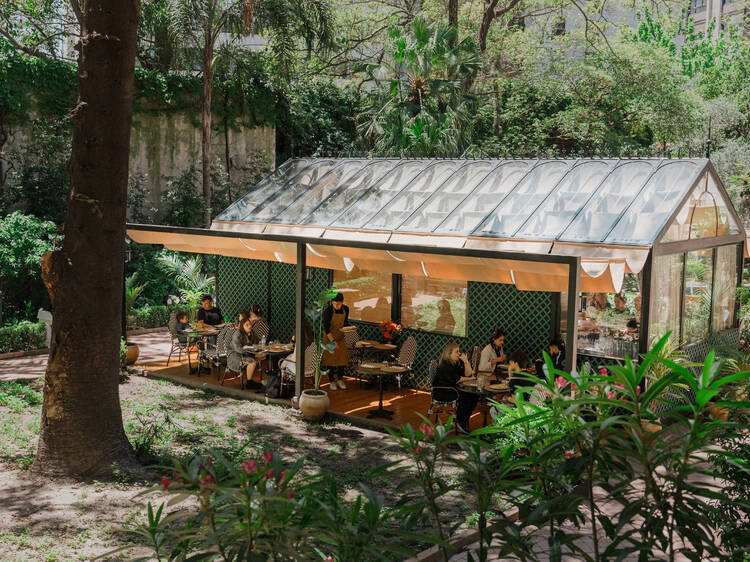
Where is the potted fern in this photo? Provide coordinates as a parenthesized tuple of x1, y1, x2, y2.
(124, 273, 147, 364)
(298, 287, 338, 421)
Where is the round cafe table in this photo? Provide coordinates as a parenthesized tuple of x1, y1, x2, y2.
(458, 376, 510, 427)
(182, 326, 220, 375)
(357, 363, 406, 420)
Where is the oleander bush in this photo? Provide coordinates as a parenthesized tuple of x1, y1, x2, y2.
(0, 321, 46, 354)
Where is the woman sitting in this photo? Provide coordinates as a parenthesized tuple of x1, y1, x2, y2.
(508, 350, 533, 394)
(226, 317, 261, 390)
(433, 342, 478, 434)
(249, 304, 270, 344)
(280, 321, 314, 378)
(478, 328, 507, 377)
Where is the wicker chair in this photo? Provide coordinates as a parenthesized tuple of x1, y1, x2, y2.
(427, 359, 458, 424)
(343, 325, 362, 367)
(166, 312, 193, 366)
(469, 345, 481, 374)
(216, 325, 243, 386)
(280, 342, 319, 396)
(392, 336, 418, 389)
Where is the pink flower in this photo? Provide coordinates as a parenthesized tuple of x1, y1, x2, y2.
(242, 460, 258, 474)
(328, 557, 333, 562)
(286, 491, 294, 499)
(264, 469, 274, 479)
(608, 391, 615, 400)
(413, 446, 423, 455)
(599, 368, 608, 376)
(161, 476, 171, 490)
(262, 451, 273, 464)
(570, 382, 578, 391)
(565, 450, 575, 459)
(419, 423, 434, 438)
(201, 475, 214, 486)
(279, 470, 287, 484)
(636, 386, 641, 395)
(554, 376, 566, 389)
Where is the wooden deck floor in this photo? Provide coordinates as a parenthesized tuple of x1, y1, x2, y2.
(139, 354, 488, 430)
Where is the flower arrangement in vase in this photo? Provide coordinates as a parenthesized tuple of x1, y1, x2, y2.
(380, 320, 402, 343)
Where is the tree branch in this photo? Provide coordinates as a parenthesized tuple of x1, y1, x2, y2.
(0, 26, 54, 59)
(69, 0, 83, 25)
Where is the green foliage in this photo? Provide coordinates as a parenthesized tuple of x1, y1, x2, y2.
(127, 304, 179, 331)
(120, 337, 128, 368)
(305, 286, 339, 390)
(125, 273, 148, 323)
(125, 246, 178, 307)
(160, 167, 206, 228)
(0, 321, 46, 353)
(359, 17, 480, 157)
(0, 380, 43, 413)
(157, 253, 215, 323)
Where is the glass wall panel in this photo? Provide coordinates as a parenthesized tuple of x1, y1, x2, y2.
(304, 160, 422, 226)
(365, 161, 462, 230)
(712, 244, 738, 332)
(560, 161, 653, 242)
(400, 161, 498, 232)
(606, 161, 700, 245)
(332, 268, 392, 323)
(705, 174, 740, 235)
(518, 161, 612, 239)
(216, 158, 314, 222)
(437, 160, 535, 234)
(649, 253, 684, 344)
(271, 159, 373, 223)
(401, 275, 467, 336)
(474, 161, 571, 236)
(682, 249, 714, 344)
(249, 159, 340, 221)
(328, 161, 430, 228)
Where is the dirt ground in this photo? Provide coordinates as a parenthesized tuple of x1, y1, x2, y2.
(0, 371, 473, 560)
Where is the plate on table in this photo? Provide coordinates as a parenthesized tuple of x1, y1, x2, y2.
(460, 379, 478, 387)
(355, 341, 373, 348)
(360, 362, 383, 370)
(340, 326, 357, 333)
(382, 365, 407, 373)
(373, 343, 397, 350)
(487, 383, 509, 392)
(243, 345, 258, 352)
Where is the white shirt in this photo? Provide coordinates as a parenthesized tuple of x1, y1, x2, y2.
(478, 343, 503, 372)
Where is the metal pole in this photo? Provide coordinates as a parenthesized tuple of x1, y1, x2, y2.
(295, 243, 306, 398)
(565, 258, 579, 372)
(639, 252, 653, 356)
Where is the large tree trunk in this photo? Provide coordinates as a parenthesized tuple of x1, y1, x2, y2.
(201, 33, 214, 228)
(448, 0, 458, 29)
(33, 0, 140, 478)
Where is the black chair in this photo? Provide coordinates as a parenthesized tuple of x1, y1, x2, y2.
(427, 359, 458, 425)
(166, 312, 193, 366)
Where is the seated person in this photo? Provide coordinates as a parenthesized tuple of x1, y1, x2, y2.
(174, 311, 189, 343)
(236, 309, 250, 328)
(508, 351, 533, 394)
(626, 317, 639, 333)
(226, 317, 261, 390)
(196, 294, 223, 328)
(614, 293, 627, 313)
(280, 321, 314, 377)
(432, 343, 477, 434)
(547, 336, 565, 371)
(478, 328, 507, 376)
(249, 304, 270, 344)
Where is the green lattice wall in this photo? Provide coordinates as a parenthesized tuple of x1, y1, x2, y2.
(217, 258, 553, 389)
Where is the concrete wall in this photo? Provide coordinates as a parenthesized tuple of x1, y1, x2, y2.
(129, 110, 275, 213)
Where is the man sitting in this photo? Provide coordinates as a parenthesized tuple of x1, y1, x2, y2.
(196, 294, 223, 327)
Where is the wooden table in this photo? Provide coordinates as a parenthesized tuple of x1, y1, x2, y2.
(182, 327, 220, 375)
(356, 363, 407, 420)
(458, 378, 511, 427)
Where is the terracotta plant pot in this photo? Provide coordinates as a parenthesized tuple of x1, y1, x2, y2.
(299, 389, 329, 422)
(707, 402, 729, 421)
(125, 342, 140, 365)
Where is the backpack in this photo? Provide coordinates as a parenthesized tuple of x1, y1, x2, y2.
(265, 372, 281, 398)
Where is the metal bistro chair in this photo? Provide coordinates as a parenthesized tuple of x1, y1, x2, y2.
(469, 345, 481, 374)
(280, 342, 319, 396)
(427, 359, 458, 425)
(166, 312, 193, 366)
(392, 335, 418, 390)
(251, 319, 271, 376)
(215, 325, 239, 385)
(344, 324, 362, 367)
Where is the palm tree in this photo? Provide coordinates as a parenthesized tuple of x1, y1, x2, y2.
(358, 17, 481, 157)
(168, 0, 334, 227)
(157, 253, 216, 322)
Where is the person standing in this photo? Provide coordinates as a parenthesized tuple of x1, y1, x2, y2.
(322, 292, 350, 390)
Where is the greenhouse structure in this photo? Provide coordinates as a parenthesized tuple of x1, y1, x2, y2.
(128, 157, 746, 394)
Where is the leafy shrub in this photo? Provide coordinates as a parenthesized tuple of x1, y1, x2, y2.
(0, 381, 43, 412)
(127, 304, 183, 330)
(160, 167, 205, 228)
(120, 337, 127, 368)
(0, 321, 46, 353)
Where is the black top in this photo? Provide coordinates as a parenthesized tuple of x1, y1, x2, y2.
(196, 306, 223, 326)
(322, 304, 350, 333)
(550, 350, 565, 371)
(250, 318, 270, 344)
(433, 359, 465, 389)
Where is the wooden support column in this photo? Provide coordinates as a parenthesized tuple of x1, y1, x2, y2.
(295, 243, 306, 397)
(639, 252, 653, 356)
(565, 258, 580, 373)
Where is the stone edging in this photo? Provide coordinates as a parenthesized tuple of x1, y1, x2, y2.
(0, 348, 50, 360)
(127, 326, 169, 336)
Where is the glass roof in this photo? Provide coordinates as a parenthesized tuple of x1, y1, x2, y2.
(215, 158, 724, 246)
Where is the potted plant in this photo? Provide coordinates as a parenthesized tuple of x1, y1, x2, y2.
(379, 319, 401, 343)
(299, 287, 338, 421)
(124, 273, 147, 364)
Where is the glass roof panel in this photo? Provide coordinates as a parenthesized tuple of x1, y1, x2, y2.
(302, 159, 404, 226)
(606, 161, 701, 245)
(400, 161, 499, 232)
(271, 159, 373, 224)
(329, 161, 433, 228)
(558, 161, 654, 242)
(248, 159, 340, 221)
(473, 160, 572, 237)
(215, 158, 314, 222)
(516, 160, 613, 239)
(437, 160, 536, 234)
(661, 172, 742, 242)
(364, 161, 463, 230)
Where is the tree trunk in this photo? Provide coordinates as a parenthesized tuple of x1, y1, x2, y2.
(201, 33, 214, 228)
(492, 80, 500, 136)
(33, 0, 140, 478)
(448, 0, 458, 29)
